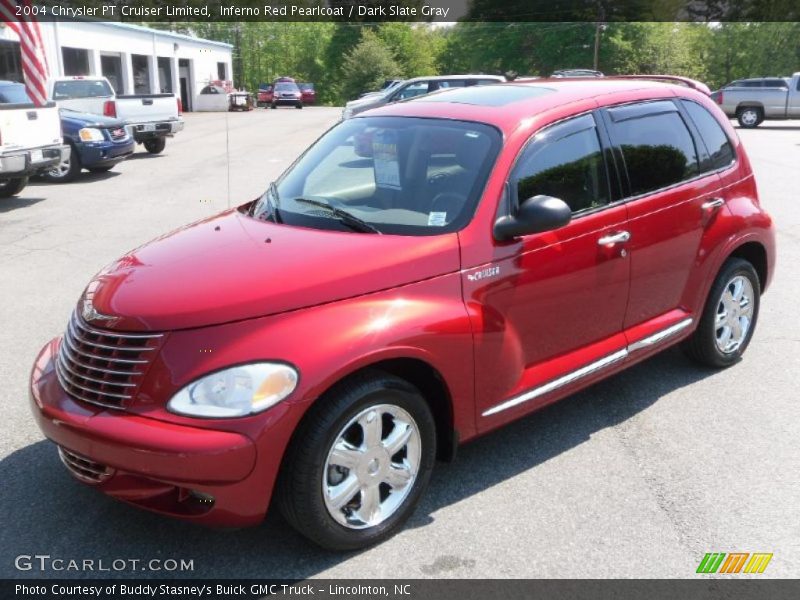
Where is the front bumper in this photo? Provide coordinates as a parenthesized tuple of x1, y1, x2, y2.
(29, 337, 269, 527)
(0, 144, 70, 177)
(273, 97, 302, 105)
(77, 138, 136, 167)
(129, 119, 184, 141)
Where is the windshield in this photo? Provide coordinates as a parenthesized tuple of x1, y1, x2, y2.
(252, 116, 501, 235)
(275, 83, 299, 92)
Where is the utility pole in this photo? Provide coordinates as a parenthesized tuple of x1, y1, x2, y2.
(593, 3, 605, 71)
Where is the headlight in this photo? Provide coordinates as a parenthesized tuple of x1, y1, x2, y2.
(78, 128, 105, 142)
(167, 363, 298, 418)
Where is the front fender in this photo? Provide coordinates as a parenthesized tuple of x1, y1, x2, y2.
(131, 271, 475, 440)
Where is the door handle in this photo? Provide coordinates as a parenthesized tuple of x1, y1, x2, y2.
(597, 231, 631, 246)
(702, 198, 725, 211)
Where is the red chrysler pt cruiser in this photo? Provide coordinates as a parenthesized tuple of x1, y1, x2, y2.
(30, 78, 775, 550)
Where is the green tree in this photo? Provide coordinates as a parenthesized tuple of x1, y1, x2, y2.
(376, 23, 440, 77)
(340, 29, 402, 101)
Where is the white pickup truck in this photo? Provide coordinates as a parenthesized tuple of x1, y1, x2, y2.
(47, 76, 184, 153)
(0, 80, 69, 198)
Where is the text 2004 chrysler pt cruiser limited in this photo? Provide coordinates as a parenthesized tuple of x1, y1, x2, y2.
(31, 79, 774, 550)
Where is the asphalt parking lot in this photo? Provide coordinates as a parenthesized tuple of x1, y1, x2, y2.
(1, 108, 798, 579)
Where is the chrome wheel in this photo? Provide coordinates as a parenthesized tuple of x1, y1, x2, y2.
(48, 156, 72, 179)
(715, 275, 754, 354)
(740, 109, 759, 127)
(323, 403, 421, 529)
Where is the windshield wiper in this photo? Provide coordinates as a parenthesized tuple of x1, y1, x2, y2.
(255, 182, 282, 223)
(293, 197, 382, 234)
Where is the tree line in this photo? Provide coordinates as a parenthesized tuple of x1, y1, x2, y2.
(160, 22, 800, 105)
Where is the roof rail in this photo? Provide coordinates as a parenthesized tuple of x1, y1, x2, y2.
(605, 75, 711, 95)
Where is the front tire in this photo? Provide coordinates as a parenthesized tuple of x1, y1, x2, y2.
(737, 107, 762, 128)
(143, 138, 166, 154)
(0, 176, 28, 197)
(682, 258, 760, 368)
(270, 103, 277, 109)
(277, 371, 436, 550)
(296, 102, 303, 109)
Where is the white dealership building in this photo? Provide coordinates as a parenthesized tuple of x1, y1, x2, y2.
(0, 20, 233, 111)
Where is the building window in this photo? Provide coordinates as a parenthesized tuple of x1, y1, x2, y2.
(62, 47, 91, 76)
(217, 62, 227, 80)
(131, 54, 151, 94)
(157, 57, 173, 93)
(0, 41, 22, 82)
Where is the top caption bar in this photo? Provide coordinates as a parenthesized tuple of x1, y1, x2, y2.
(6, 0, 800, 23)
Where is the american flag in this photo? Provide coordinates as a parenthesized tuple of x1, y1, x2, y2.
(0, 0, 49, 106)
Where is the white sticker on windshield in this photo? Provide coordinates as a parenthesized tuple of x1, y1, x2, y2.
(372, 129, 401, 190)
(428, 211, 447, 227)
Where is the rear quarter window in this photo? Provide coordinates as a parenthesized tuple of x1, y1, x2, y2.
(607, 102, 699, 197)
(53, 80, 113, 99)
(680, 100, 735, 171)
(0, 84, 32, 104)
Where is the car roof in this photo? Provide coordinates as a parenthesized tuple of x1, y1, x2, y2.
(363, 79, 705, 135)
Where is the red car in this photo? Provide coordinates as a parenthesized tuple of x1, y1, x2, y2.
(31, 78, 775, 550)
(256, 84, 272, 108)
(298, 82, 316, 105)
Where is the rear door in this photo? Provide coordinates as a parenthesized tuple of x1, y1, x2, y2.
(600, 100, 722, 336)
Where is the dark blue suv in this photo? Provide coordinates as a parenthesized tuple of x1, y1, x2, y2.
(42, 109, 135, 183)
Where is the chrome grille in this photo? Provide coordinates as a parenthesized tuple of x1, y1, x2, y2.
(108, 127, 127, 141)
(58, 446, 114, 484)
(56, 312, 164, 410)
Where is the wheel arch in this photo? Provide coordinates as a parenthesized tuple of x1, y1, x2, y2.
(736, 102, 765, 112)
(729, 241, 769, 292)
(293, 355, 458, 463)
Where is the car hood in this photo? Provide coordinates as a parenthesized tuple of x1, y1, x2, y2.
(59, 109, 125, 128)
(83, 209, 461, 331)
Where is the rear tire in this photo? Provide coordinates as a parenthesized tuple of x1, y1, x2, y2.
(143, 138, 166, 154)
(41, 147, 81, 183)
(737, 107, 762, 128)
(277, 371, 436, 551)
(682, 258, 760, 368)
(296, 102, 303, 109)
(270, 103, 277, 109)
(0, 176, 28, 197)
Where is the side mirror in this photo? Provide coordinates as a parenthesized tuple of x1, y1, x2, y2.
(493, 195, 572, 241)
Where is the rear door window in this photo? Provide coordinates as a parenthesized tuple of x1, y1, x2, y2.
(606, 101, 699, 197)
(680, 100, 735, 171)
(510, 114, 611, 214)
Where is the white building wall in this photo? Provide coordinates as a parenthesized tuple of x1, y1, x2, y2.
(0, 21, 233, 110)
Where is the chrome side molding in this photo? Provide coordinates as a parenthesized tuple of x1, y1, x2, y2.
(627, 317, 693, 352)
(482, 317, 693, 417)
